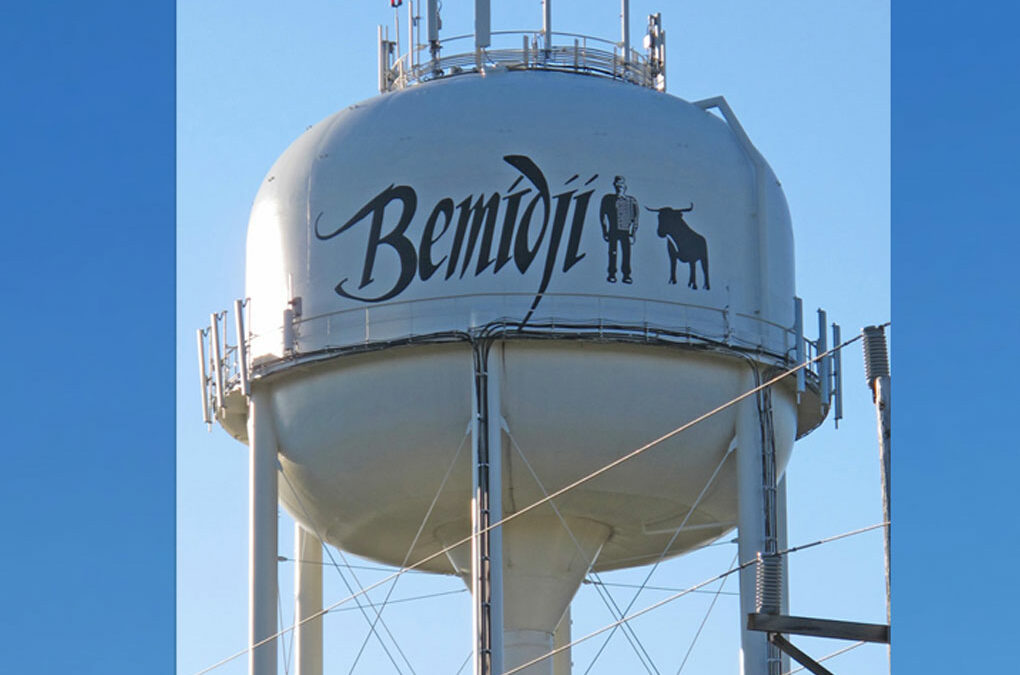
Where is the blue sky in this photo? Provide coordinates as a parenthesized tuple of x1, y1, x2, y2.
(1, 0, 1017, 673)
(176, 2, 889, 673)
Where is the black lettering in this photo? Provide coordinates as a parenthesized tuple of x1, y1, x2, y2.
(330, 185, 418, 303)
(495, 188, 529, 273)
(520, 185, 595, 325)
(503, 155, 550, 274)
(319, 156, 593, 310)
(472, 194, 502, 276)
(453, 193, 501, 277)
(563, 189, 593, 272)
(445, 196, 473, 280)
(419, 198, 454, 280)
(533, 188, 575, 300)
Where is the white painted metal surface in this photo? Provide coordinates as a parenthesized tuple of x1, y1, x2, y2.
(246, 72, 796, 363)
(232, 65, 819, 675)
(471, 343, 504, 675)
(246, 387, 278, 675)
(735, 371, 793, 675)
(294, 525, 323, 675)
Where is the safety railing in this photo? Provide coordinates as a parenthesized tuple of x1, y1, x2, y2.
(196, 301, 250, 427)
(288, 293, 771, 352)
(198, 294, 842, 428)
(382, 30, 662, 93)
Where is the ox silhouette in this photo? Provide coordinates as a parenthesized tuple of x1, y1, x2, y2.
(647, 203, 710, 290)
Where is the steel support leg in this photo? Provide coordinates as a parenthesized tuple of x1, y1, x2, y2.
(294, 525, 323, 675)
(248, 387, 278, 675)
(776, 473, 790, 673)
(472, 341, 504, 675)
(736, 373, 769, 675)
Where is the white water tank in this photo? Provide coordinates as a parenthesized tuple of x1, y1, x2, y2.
(232, 68, 824, 673)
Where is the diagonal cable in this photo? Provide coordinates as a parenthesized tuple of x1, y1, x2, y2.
(454, 651, 472, 675)
(505, 556, 755, 674)
(326, 588, 467, 613)
(676, 551, 739, 673)
(583, 441, 735, 674)
(347, 423, 471, 674)
(333, 547, 419, 673)
(278, 557, 404, 573)
(504, 425, 659, 674)
(278, 469, 407, 675)
(586, 577, 660, 674)
(586, 579, 738, 597)
(502, 521, 887, 675)
(277, 586, 292, 675)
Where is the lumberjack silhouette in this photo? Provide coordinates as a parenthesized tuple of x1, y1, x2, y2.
(600, 176, 639, 283)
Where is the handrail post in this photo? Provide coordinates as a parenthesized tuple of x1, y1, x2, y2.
(542, 0, 552, 57)
(427, 0, 441, 67)
(475, 0, 490, 70)
(621, 0, 630, 63)
(196, 328, 211, 425)
(210, 312, 224, 411)
(234, 298, 250, 396)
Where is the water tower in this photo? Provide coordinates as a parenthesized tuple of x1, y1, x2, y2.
(197, 3, 842, 674)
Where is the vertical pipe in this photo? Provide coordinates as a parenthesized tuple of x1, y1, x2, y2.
(621, 0, 630, 62)
(394, 8, 402, 79)
(735, 371, 768, 675)
(378, 25, 387, 93)
(776, 474, 791, 674)
(471, 341, 504, 675)
(197, 329, 211, 425)
(427, 0, 439, 42)
(210, 312, 224, 410)
(542, 0, 552, 53)
(487, 347, 504, 675)
(475, 0, 491, 49)
(427, 0, 440, 65)
(817, 309, 829, 409)
(793, 298, 805, 399)
(658, 28, 667, 91)
(247, 387, 279, 675)
(294, 525, 323, 675)
(235, 299, 250, 396)
(470, 352, 481, 675)
(832, 323, 844, 425)
(409, 0, 416, 71)
(471, 343, 489, 675)
(863, 326, 891, 628)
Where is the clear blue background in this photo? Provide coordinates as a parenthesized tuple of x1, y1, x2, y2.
(892, 1, 1020, 671)
(0, 0, 1016, 673)
(0, 0, 175, 673)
